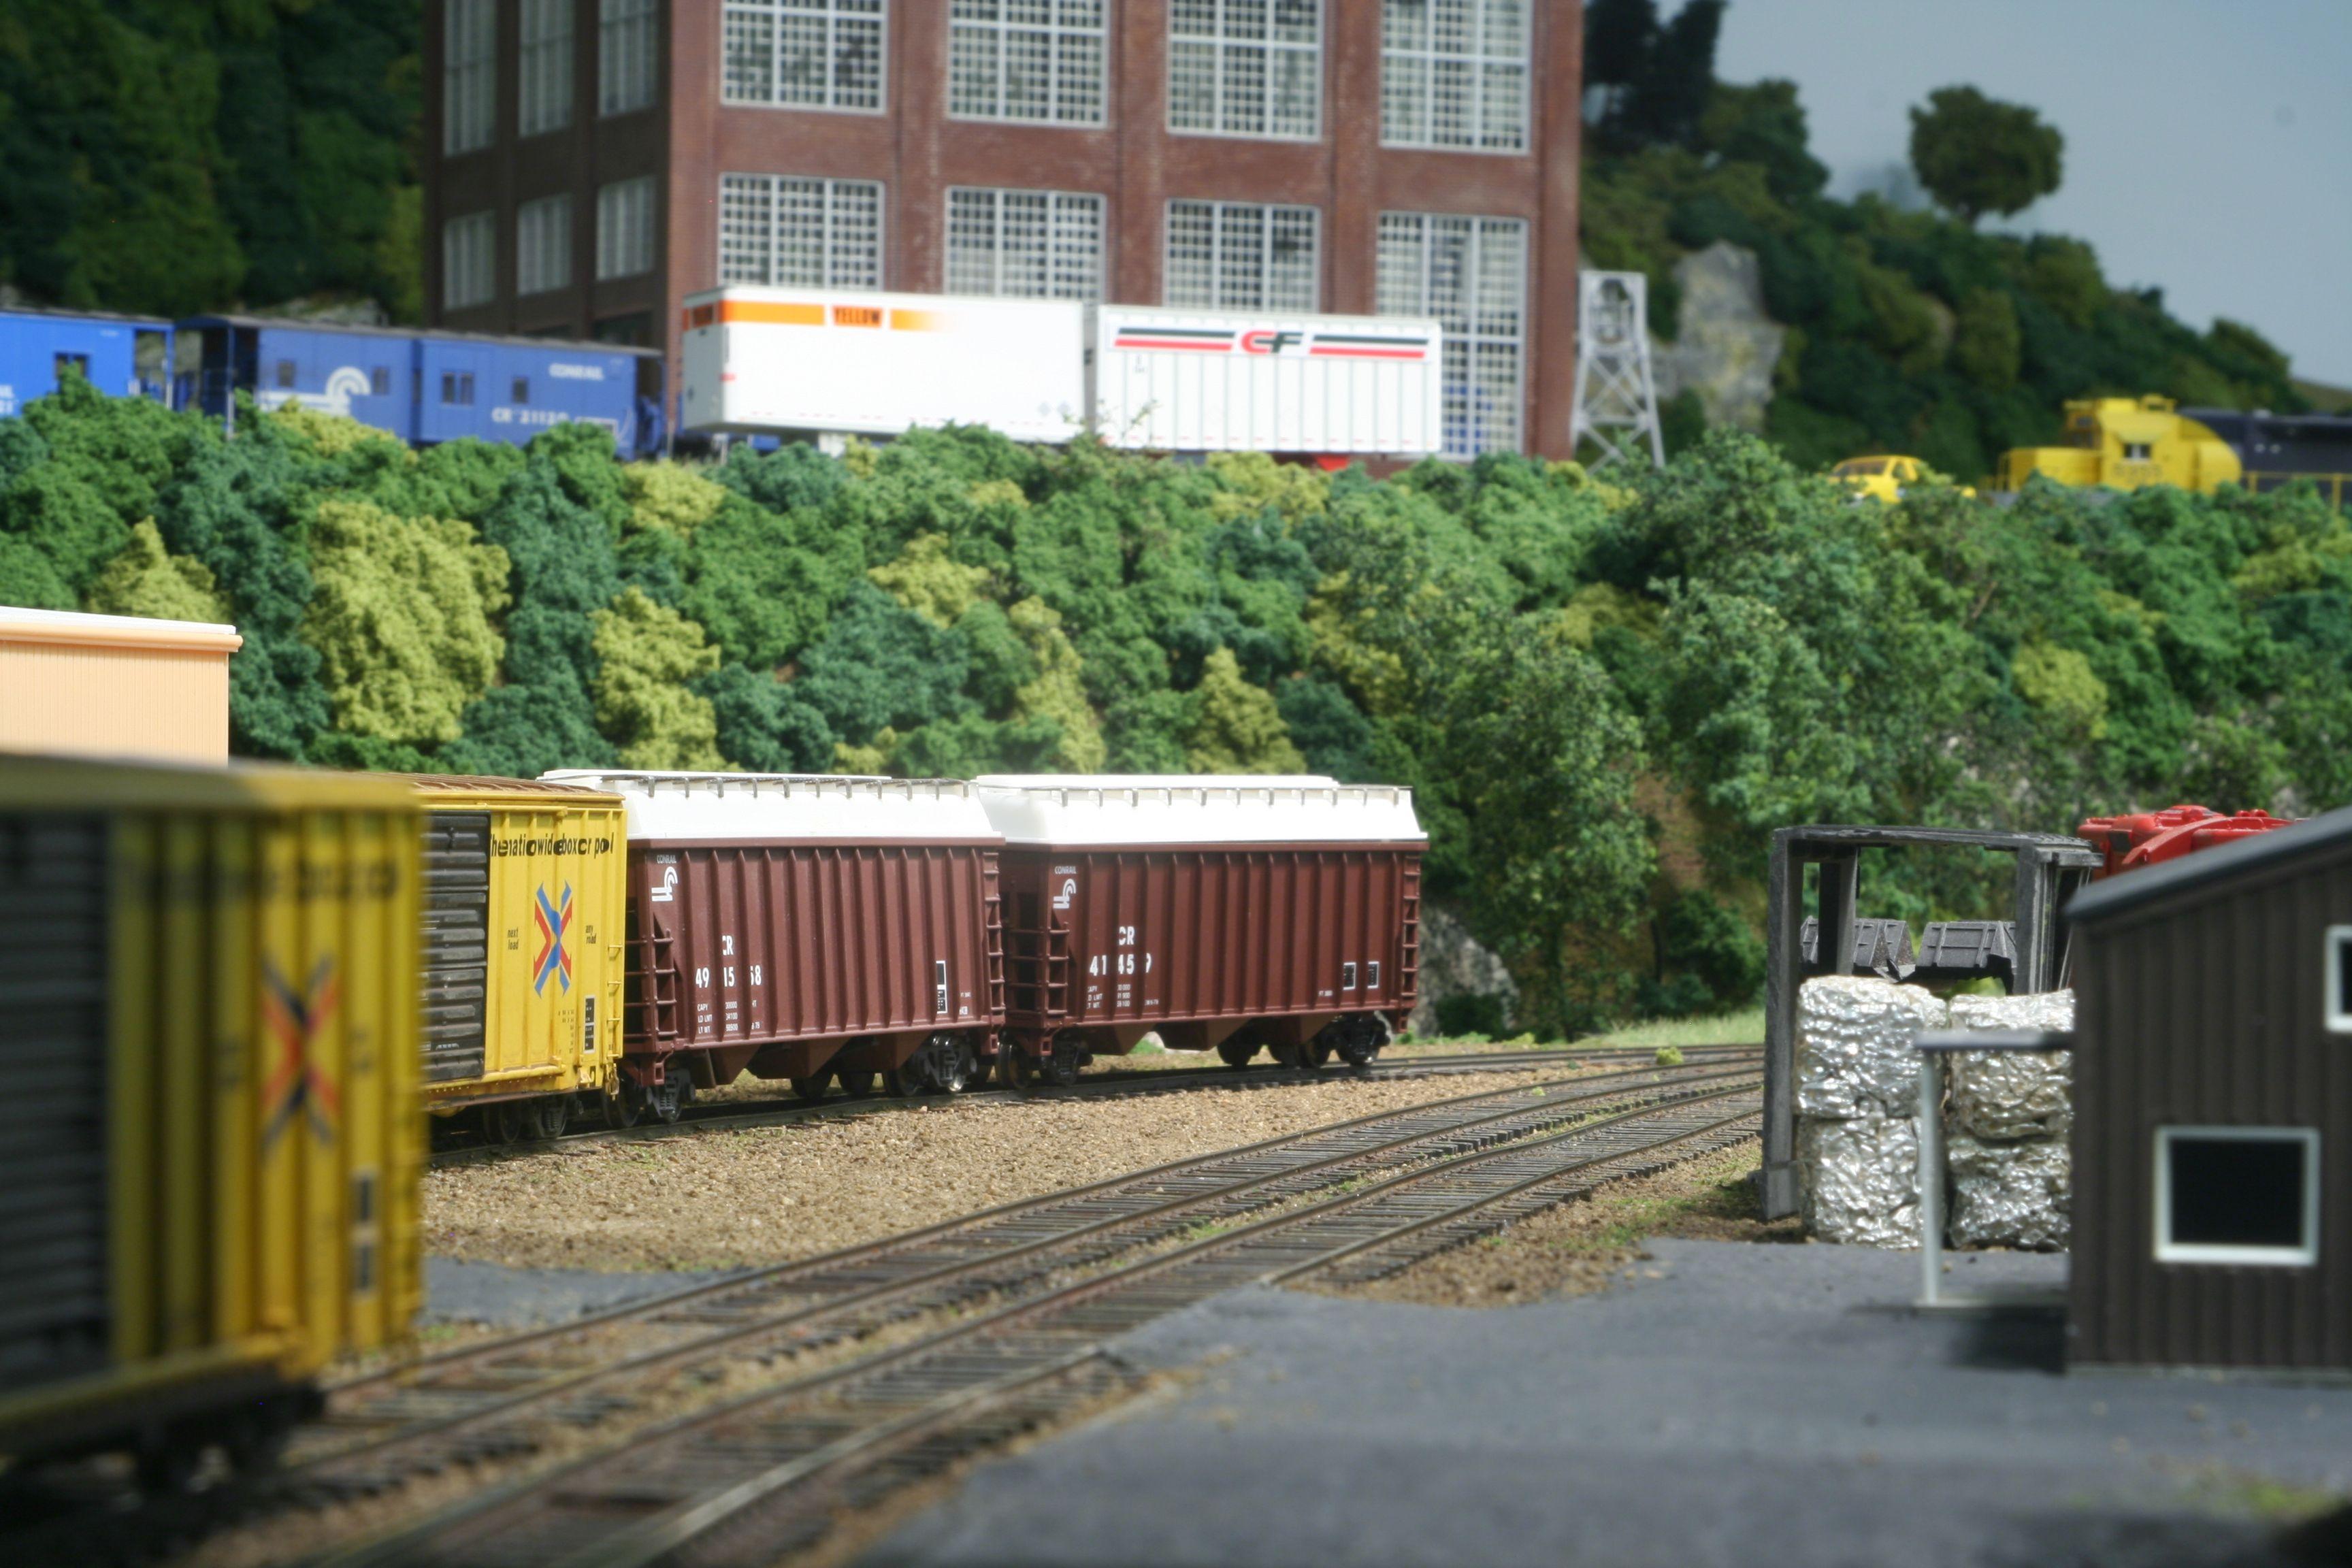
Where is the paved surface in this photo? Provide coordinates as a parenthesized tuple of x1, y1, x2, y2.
(423, 1257, 734, 1330)
(862, 1241, 2352, 1568)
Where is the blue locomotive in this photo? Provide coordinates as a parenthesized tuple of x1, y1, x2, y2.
(0, 307, 663, 457)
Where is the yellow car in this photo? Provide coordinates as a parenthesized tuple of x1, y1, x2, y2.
(1831, 455, 1974, 502)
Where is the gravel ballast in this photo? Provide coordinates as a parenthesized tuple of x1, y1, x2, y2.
(425, 1067, 1615, 1273)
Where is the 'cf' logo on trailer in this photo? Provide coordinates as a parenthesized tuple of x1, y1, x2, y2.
(261, 957, 342, 1148)
(1239, 330, 1305, 356)
(534, 883, 574, 995)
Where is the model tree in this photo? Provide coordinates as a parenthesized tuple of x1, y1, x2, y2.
(1908, 86, 2065, 225)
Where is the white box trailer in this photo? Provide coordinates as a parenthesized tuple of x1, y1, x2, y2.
(679, 288, 1443, 458)
(679, 287, 1088, 443)
(1085, 307, 1443, 457)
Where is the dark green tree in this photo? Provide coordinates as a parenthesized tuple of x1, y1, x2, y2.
(1908, 86, 2065, 225)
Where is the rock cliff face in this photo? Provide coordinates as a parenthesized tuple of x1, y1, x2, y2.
(1650, 242, 1785, 433)
(1405, 906, 1518, 1039)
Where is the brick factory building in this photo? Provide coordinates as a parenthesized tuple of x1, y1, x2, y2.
(423, 1, 1585, 459)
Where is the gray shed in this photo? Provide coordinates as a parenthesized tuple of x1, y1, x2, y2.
(2067, 806, 2349, 1373)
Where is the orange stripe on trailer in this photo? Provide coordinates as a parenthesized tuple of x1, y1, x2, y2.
(710, 300, 828, 327)
(889, 308, 949, 332)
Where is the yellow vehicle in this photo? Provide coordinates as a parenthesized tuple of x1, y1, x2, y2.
(414, 776, 627, 1143)
(1996, 395, 2242, 495)
(0, 754, 421, 1484)
(1831, 455, 1974, 502)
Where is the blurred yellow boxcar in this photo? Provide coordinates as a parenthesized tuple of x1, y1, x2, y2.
(414, 777, 627, 1141)
(0, 754, 420, 1481)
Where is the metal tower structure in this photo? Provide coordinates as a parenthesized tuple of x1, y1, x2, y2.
(1568, 271, 1665, 471)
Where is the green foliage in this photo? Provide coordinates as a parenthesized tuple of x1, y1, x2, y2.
(1700, 79, 1827, 201)
(0, 1, 419, 318)
(303, 500, 508, 749)
(85, 519, 227, 623)
(1909, 86, 2065, 225)
(591, 588, 726, 770)
(1185, 648, 1306, 774)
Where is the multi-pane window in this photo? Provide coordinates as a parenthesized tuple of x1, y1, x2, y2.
(1164, 200, 1319, 312)
(1377, 212, 1527, 456)
(948, 1, 1107, 125)
(718, 175, 883, 288)
(1170, 1, 1322, 140)
(723, 0, 886, 111)
(1381, 0, 1529, 151)
(517, 195, 573, 295)
(597, 177, 657, 280)
(601, 0, 659, 116)
(946, 189, 1104, 299)
(443, 0, 497, 154)
(519, 0, 574, 137)
(443, 211, 497, 310)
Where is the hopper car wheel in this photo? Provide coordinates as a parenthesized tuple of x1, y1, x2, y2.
(938, 1039, 975, 1094)
(791, 1070, 834, 1105)
(604, 1086, 643, 1128)
(837, 1070, 878, 1099)
(1335, 1016, 1385, 1068)
(1046, 1036, 1085, 1088)
(534, 1095, 572, 1139)
(1267, 1042, 1305, 1071)
(650, 1077, 689, 1124)
(1002, 1050, 1033, 1090)
(1303, 1039, 1334, 1068)
(481, 1102, 525, 1145)
(884, 1064, 917, 1098)
(1216, 1039, 1257, 1069)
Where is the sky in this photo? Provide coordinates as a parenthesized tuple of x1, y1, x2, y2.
(1713, 0, 2352, 389)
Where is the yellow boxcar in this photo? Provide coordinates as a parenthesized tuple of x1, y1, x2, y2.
(0, 754, 421, 1480)
(414, 777, 627, 1141)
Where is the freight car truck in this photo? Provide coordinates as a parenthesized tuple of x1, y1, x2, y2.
(0, 755, 421, 1486)
(414, 776, 630, 1142)
(679, 287, 1446, 459)
(542, 771, 1006, 1109)
(973, 775, 1426, 1086)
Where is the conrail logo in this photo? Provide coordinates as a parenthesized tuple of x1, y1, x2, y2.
(493, 835, 617, 857)
(1109, 326, 1430, 362)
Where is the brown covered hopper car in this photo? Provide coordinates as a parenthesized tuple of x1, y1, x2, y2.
(974, 775, 1426, 1085)
(542, 772, 1004, 1111)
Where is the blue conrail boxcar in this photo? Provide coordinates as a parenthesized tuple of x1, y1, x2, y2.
(176, 316, 664, 457)
(0, 307, 172, 415)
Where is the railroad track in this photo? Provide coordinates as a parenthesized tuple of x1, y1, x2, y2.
(429, 1042, 1759, 1168)
(316, 1058, 1759, 1567)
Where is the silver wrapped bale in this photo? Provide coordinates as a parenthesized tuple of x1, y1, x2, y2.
(1799, 1112, 1920, 1248)
(1796, 977, 1948, 1120)
(1946, 1133, 2070, 1250)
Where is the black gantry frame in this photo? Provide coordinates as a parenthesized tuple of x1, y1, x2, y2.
(1757, 825, 2100, 1220)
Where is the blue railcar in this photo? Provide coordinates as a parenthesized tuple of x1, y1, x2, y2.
(0, 306, 172, 416)
(177, 316, 664, 457)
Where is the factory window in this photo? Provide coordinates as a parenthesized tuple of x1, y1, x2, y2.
(722, 0, 886, 112)
(949, 1, 1107, 125)
(513, 376, 532, 404)
(1169, 0, 1321, 140)
(1380, 0, 1528, 152)
(517, 194, 574, 295)
(598, 176, 657, 280)
(1164, 200, 1320, 312)
(2155, 1126, 2319, 1267)
(946, 188, 1104, 300)
(1377, 210, 1526, 457)
(443, 0, 497, 154)
(275, 359, 297, 390)
(718, 174, 883, 289)
(519, 0, 575, 136)
(442, 210, 497, 310)
(442, 372, 476, 406)
(370, 366, 391, 397)
(600, 0, 659, 116)
(2325, 926, 2352, 1033)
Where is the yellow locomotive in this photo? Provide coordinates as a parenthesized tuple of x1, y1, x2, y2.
(1996, 395, 2242, 495)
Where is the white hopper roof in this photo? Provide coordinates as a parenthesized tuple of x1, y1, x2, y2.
(972, 774, 1424, 847)
(539, 771, 1000, 844)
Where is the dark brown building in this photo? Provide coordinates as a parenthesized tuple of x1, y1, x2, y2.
(422, 1, 1584, 459)
(2068, 814, 2347, 1373)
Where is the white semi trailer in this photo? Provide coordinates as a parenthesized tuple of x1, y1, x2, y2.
(679, 287, 1443, 459)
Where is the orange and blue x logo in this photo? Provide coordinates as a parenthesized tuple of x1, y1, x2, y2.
(534, 883, 574, 996)
(261, 956, 340, 1148)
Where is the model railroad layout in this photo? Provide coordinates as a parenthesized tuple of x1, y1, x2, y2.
(13, 1054, 1747, 1567)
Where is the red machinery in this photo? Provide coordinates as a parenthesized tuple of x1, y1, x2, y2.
(2074, 804, 2296, 877)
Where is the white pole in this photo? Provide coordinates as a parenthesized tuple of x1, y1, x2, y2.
(1917, 1051, 1943, 1307)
